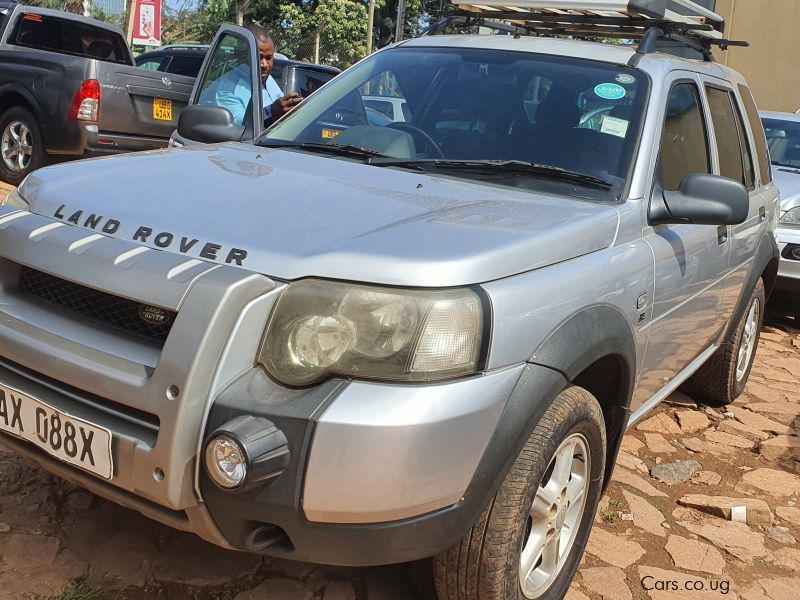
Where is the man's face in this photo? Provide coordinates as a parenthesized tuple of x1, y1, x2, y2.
(258, 38, 275, 85)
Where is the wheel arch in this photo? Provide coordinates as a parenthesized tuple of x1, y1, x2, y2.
(527, 304, 637, 491)
(0, 85, 45, 125)
(717, 232, 779, 347)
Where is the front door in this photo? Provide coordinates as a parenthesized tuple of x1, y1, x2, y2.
(633, 74, 730, 412)
(173, 24, 262, 145)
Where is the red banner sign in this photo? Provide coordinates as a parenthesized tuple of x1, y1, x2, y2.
(131, 0, 161, 47)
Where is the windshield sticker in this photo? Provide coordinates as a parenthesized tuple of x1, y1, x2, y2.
(595, 83, 627, 100)
(600, 115, 629, 138)
(615, 74, 636, 85)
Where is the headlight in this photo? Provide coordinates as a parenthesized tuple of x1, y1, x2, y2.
(259, 279, 485, 386)
(0, 189, 29, 210)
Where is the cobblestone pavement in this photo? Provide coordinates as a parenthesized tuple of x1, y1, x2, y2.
(1, 177, 799, 599)
(4, 315, 799, 600)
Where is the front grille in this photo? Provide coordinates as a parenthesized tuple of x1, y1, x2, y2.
(19, 267, 176, 345)
(782, 244, 800, 261)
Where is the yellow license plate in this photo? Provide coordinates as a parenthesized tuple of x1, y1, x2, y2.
(153, 98, 172, 121)
(321, 128, 341, 139)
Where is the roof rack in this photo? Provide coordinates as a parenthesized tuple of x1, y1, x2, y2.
(425, 0, 747, 58)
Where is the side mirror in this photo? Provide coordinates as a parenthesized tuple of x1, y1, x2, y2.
(177, 105, 246, 144)
(649, 173, 749, 226)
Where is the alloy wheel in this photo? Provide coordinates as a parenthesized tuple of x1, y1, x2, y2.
(736, 296, 760, 382)
(1, 120, 33, 173)
(519, 432, 590, 599)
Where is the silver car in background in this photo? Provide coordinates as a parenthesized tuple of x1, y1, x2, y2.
(761, 111, 800, 302)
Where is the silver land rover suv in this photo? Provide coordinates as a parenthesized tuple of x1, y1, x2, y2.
(0, 1, 779, 598)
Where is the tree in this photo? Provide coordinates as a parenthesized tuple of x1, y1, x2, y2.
(28, 0, 85, 14)
(275, 0, 366, 68)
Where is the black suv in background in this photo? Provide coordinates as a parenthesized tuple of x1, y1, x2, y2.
(136, 44, 339, 97)
(135, 44, 209, 77)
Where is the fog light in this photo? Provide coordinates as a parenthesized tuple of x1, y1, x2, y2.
(792, 247, 800, 261)
(205, 435, 247, 489)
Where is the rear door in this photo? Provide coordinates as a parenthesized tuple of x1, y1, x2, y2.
(699, 78, 771, 323)
(180, 24, 262, 142)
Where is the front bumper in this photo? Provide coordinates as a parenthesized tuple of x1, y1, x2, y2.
(197, 364, 533, 565)
(775, 226, 800, 293)
(0, 351, 565, 565)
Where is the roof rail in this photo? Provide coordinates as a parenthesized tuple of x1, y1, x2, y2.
(158, 44, 209, 51)
(427, 0, 747, 57)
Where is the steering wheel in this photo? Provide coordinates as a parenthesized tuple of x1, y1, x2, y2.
(386, 122, 445, 158)
(331, 105, 366, 125)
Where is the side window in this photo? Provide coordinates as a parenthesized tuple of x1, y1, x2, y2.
(706, 87, 750, 187)
(660, 82, 711, 191)
(731, 96, 756, 189)
(137, 57, 166, 71)
(293, 71, 333, 98)
(165, 56, 204, 77)
(738, 84, 772, 184)
(196, 34, 252, 126)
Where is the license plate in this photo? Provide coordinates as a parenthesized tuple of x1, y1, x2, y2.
(0, 382, 113, 479)
(321, 128, 341, 139)
(153, 98, 172, 121)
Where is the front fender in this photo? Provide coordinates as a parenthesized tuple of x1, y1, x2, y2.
(528, 304, 638, 490)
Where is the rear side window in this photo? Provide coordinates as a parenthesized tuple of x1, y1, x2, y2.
(13, 13, 129, 64)
(292, 70, 334, 97)
(660, 82, 711, 191)
(364, 99, 393, 119)
(137, 56, 166, 71)
(164, 55, 204, 77)
(738, 84, 773, 184)
(706, 86, 753, 188)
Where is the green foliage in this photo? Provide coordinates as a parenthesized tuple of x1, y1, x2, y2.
(599, 498, 623, 523)
(89, 4, 125, 28)
(276, 0, 367, 68)
(162, 4, 215, 44)
(35, 577, 105, 600)
(28, 0, 85, 14)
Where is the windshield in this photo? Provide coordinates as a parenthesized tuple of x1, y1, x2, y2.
(763, 117, 800, 169)
(260, 46, 648, 201)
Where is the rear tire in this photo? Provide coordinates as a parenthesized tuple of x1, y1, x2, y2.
(684, 278, 765, 406)
(0, 106, 46, 186)
(433, 386, 606, 600)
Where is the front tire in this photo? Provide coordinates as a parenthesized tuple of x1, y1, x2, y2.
(684, 278, 765, 406)
(0, 106, 46, 186)
(433, 386, 606, 600)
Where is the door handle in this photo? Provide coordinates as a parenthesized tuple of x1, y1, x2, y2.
(759, 207, 766, 222)
(717, 225, 728, 245)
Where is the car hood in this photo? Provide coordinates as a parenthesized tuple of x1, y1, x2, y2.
(19, 144, 620, 287)
(773, 166, 800, 212)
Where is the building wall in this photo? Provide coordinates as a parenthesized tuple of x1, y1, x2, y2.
(714, 0, 800, 113)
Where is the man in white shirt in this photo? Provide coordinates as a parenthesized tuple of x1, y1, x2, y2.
(244, 23, 303, 126)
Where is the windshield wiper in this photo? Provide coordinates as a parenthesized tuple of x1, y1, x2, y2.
(257, 140, 390, 160)
(366, 158, 613, 189)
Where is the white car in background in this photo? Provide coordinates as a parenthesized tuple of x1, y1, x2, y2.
(761, 111, 800, 304)
(362, 95, 409, 122)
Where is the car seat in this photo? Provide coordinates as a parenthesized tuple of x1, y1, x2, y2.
(87, 40, 114, 60)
